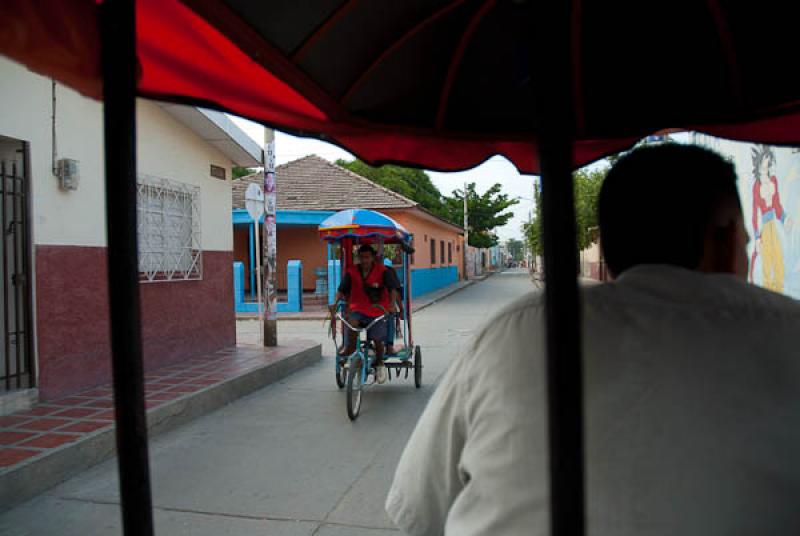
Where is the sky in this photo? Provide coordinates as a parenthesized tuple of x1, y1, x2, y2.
(230, 116, 536, 242)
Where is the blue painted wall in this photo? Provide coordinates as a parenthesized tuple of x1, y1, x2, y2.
(282, 260, 303, 312)
(327, 259, 341, 305)
(234, 260, 303, 313)
(408, 266, 458, 298)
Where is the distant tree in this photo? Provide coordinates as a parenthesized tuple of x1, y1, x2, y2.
(506, 238, 524, 261)
(336, 159, 519, 247)
(233, 166, 257, 180)
(443, 183, 518, 248)
(524, 167, 606, 256)
(335, 159, 448, 219)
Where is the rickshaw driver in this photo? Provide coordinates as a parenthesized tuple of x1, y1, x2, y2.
(334, 244, 400, 384)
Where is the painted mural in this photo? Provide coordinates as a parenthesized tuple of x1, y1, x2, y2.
(695, 134, 800, 299)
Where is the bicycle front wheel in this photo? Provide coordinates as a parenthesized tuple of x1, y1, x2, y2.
(346, 358, 363, 421)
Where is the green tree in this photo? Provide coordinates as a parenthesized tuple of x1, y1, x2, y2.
(336, 160, 518, 246)
(506, 238, 524, 261)
(523, 187, 543, 257)
(524, 167, 606, 256)
(233, 166, 257, 180)
(335, 159, 448, 219)
(443, 183, 518, 248)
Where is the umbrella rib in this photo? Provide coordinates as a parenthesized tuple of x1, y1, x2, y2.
(435, 0, 497, 130)
(341, 0, 469, 104)
(291, 0, 359, 62)
(571, 0, 585, 137)
(705, 0, 743, 107)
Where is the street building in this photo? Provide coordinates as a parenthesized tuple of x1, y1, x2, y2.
(0, 57, 260, 402)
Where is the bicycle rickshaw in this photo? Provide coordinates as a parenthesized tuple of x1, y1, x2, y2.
(319, 209, 421, 420)
(12, 1, 800, 534)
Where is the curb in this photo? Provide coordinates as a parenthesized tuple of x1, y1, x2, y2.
(0, 343, 321, 512)
(413, 272, 494, 312)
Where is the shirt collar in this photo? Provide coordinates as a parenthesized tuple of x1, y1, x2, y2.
(611, 264, 749, 306)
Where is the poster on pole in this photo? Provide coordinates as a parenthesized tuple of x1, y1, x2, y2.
(263, 134, 278, 326)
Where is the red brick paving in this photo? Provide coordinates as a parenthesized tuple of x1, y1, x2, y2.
(52, 407, 103, 419)
(17, 418, 70, 432)
(0, 431, 37, 446)
(22, 405, 63, 417)
(0, 448, 39, 467)
(0, 343, 310, 473)
(157, 378, 186, 385)
(80, 399, 115, 409)
(74, 389, 111, 398)
(54, 397, 93, 407)
(20, 433, 81, 449)
(57, 421, 110, 434)
(0, 415, 32, 428)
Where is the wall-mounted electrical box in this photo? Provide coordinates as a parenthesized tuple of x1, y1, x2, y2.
(56, 158, 79, 191)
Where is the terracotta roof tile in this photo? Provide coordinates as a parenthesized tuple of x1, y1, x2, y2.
(232, 155, 417, 212)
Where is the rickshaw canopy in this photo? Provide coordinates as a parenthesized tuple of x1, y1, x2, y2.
(319, 209, 412, 247)
(3, 0, 800, 174)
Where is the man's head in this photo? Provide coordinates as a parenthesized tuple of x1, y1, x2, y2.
(598, 144, 748, 279)
(358, 244, 376, 270)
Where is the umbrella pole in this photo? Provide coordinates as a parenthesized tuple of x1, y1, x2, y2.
(100, 1, 155, 534)
(535, 3, 586, 536)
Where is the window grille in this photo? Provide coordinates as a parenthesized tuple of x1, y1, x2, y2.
(137, 175, 202, 282)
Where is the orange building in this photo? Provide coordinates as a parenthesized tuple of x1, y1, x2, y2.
(232, 156, 463, 307)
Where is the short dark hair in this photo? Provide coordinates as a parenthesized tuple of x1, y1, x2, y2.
(358, 244, 376, 256)
(598, 144, 739, 277)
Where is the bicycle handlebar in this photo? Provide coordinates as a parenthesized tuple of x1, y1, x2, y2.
(336, 312, 388, 333)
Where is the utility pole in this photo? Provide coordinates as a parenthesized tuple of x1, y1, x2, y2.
(531, 177, 538, 272)
(463, 181, 469, 279)
(262, 128, 278, 346)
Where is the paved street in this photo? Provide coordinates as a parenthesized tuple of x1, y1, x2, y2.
(0, 271, 535, 535)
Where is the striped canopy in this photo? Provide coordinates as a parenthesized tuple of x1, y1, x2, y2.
(319, 209, 412, 246)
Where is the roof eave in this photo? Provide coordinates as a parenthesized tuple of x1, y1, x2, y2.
(156, 103, 262, 167)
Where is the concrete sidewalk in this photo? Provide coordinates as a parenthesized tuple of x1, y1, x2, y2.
(0, 341, 321, 512)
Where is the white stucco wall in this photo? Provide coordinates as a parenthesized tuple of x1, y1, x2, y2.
(137, 101, 233, 252)
(0, 57, 233, 252)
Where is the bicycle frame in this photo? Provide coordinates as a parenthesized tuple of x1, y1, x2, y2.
(337, 313, 387, 383)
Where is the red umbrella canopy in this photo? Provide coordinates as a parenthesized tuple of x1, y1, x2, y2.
(3, 0, 800, 173)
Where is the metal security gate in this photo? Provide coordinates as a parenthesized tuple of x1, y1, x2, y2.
(0, 140, 33, 392)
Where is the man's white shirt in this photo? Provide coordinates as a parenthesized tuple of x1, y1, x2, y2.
(387, 265, 800, 535)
